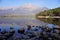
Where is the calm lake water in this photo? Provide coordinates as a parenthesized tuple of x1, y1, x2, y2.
(0, 16, 47, 28)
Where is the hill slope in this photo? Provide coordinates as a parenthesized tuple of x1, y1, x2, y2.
(36, 7, 60, 26)
(36, 7, 60, 16)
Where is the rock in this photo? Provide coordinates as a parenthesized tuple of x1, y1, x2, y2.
(18, 29, 25, 34)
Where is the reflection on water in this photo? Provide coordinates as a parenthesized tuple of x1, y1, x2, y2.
(0, 17, 47, 27)
(40, 18, 60, 26)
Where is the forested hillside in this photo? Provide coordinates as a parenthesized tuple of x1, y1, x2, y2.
(36, 7, 60, 26)
(36, 7, 60, 16)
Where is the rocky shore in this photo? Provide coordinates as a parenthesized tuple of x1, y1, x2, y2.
(0, 25, 60, 40)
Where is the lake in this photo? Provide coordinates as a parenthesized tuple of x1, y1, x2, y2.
(0, 16, 47, 28)
(0, 16, 59, 40)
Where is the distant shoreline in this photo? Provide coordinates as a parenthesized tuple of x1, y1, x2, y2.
(38, 16, 60, 18)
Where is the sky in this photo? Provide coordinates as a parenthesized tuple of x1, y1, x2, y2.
(0, 0, 60, 9)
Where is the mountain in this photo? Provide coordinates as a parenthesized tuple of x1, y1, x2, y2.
(0, 4, 48, 16)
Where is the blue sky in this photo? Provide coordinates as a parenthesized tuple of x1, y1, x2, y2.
(0, 0, 60, 9)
